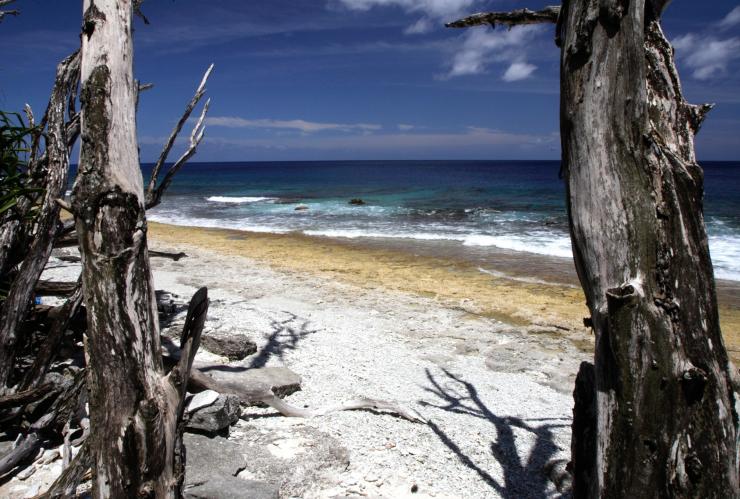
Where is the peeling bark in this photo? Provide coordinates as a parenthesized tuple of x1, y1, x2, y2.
(449, 2, 739, 496)
(73, 2, 205, 497)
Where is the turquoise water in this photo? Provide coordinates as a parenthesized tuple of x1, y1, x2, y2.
(143, 160, 740, 281)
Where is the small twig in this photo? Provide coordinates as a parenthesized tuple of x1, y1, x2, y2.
(24, 103, 35, 128)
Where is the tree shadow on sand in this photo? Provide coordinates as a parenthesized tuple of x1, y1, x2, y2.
(246, 312, 318, 369)
(422, 368, 571, 499)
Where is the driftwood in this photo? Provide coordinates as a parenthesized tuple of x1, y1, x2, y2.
(0, 383, 56, 410)
(0, 370, 86, 477)
(449, 2, 738, 496)
(149, 249, 188, 261)
(34, 280, 78, 297)
(21, 282, 83, 391)
(184, 365, 425, 424)
(0, 51, 80, 390)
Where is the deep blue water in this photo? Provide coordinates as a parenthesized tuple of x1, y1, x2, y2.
(138, 160, 740, 281)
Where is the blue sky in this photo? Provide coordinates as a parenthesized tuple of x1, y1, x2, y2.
(1, 0, 738, 161)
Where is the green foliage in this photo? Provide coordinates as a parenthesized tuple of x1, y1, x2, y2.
(0, 110, 41, 219)
(0, 111, 42, 301)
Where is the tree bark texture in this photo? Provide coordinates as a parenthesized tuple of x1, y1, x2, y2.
(73, 2, 204, 497)
(557, 1, 738, 496)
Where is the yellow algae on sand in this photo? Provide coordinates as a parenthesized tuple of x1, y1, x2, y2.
(148, 222, 738, 361)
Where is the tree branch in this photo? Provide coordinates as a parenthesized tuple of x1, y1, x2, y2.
(446, 6, 560, 29)
(0, 0, 18, 22)
(145, 64, 214, 209)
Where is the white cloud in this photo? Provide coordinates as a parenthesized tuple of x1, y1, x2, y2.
(336, 0, 477, 34)
(337, 0, 476, 18)
(397, 123, 415, 131)
(718, 6, 740, 30)
(672, 33, 740, 80)
(201, 126, 557, 151)
(205, 116, 382, 133)
(404, 17, 434, 35)
(445, 26, 541, 79)
(502, 61, 537, 82)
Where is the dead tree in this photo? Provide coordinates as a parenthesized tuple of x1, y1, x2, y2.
(448, 2, 738, 497)
(72, 1, 205, 496)
(0, 51, 80, 389)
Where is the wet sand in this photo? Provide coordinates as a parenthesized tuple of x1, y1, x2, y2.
(148, 222, 740, 360)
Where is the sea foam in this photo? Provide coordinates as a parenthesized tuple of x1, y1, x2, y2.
(206, 196, 274, 204)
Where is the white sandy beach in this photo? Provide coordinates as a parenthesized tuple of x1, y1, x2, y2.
(1, 231, 592, 499)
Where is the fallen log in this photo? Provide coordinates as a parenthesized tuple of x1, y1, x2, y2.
(0, 370, 85, 477)
(184, 365, 425, 424)
(0, 383, 56, 410)
(149, 250, 187, 261)
(35, 280, 77, 297)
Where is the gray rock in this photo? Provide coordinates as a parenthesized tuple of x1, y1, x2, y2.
(198, 366, 302, 400)
(184, 433, 246, 487)
(184, 475, 278, 499)
(201, 332, 257, 361)
(236, 424, 350, 498)
(186, 394, 241, 433)
(186, 390, 220, 414)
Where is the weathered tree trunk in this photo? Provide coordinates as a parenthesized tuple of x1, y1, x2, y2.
(73, 1, 204, 496)
(559, 1, 738, 496)
(0, 51, 80, 389)
(449, 2, 738, 496)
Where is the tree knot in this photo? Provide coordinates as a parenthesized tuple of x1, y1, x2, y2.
(82, 1, 106, 40)
(681, 367, 708, 405)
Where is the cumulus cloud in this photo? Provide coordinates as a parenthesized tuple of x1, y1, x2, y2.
(336, 0, 477, 34)
(718, 6, 740, 30)
(672, 33, 740, 80)
(502, 61, 537, 82)
(205, 116, 382, 133)
(445, 26, 540, 80)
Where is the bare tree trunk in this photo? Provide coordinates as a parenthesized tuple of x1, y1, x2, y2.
(0, 51, 79, 389)
(559, 2, 738, 496)
(73, 1, 204, 496)
(449, 2, 739, 496)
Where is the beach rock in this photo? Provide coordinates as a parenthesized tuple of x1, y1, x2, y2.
(186, 390, 220, 413)
(200, 332, 257, 361)
(185, 475, 278, 499)
(186, 394, 241, 433)
(155, 290, 179, 316)
(184, 433, 247, 487)
(349, 198, 366, 206)
(294, 204, 309, 211)
(199, 365, 302, 400)
(236, 424, 350, 497)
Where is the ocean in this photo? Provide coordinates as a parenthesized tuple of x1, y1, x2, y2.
(143, 160, 740, 282)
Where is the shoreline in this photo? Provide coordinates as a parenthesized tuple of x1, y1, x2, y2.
(147, 221, 740, 360)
